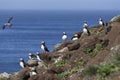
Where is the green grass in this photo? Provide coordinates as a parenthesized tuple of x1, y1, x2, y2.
(97, 64, 115, 79)
(56, 67, 80, 80)
(75, 58, 85, 65)
(83, 65, 98, 76)
(54, 60, 67, 67)
(0, 78, 7, 80)
(82, 43, 103, 57)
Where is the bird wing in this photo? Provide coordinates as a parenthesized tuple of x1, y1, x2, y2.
(2, 25, 6, 30)
(45, 46, 49, 52)
(8, 17, 13, 23)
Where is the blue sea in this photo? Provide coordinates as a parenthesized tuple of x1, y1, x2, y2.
(0, 10, 119, 73)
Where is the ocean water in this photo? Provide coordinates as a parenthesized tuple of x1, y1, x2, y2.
(0, 10, 119, 73)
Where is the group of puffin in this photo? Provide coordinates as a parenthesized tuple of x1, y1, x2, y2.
(2, 17, 105, 76)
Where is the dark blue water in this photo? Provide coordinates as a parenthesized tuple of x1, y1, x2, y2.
(0, 10, 120, 73)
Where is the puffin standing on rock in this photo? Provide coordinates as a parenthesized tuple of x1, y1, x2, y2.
(36, 52, 42, 62)
(99, 18, 105, 26)
(62, 32, 67, 43)
(19, 58, 26, 68)
(2, 17, 13, 30)
(71, 34, 79, 41)
(41, 41, 49, 53)
(83, 25, 90, 36)
(30, 67, 37, 76)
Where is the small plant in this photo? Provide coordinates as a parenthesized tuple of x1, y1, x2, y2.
(97, 64, 115, 79)
(57, 70, 71, 80)
(90, 43, 103, 57)
(82, 48, 91, 54)
(75, 59, 85, 65)
(0, 78, 7, 80)
(70, 67, 80, 73)
(56, 67, 80, 80)
(83, 43, 103, 57)
(54, 60, 67, 67)
(83, 65, 98, 76)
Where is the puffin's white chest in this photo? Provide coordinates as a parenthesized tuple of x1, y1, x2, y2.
(41, 45, 45, 50)
(20, 61, 24, 68)
(72, 37, 78, 41)
(62, 35, 67, 40)
(32, 71, 37, 75)
(36, 55, 41, 61)
(83, 28, 88, 34)
(99, 21, 103, 25)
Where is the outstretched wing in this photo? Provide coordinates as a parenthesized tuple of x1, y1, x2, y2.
(8, 17, 13, 23)
(2, 25, 6, 30)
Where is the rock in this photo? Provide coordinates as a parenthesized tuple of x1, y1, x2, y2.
(17, 67, 30, 80)
(67, 42, 80, 51)
(54, 43, 62, 51)
(29, 72, 60, 80)
(39, 53, 52, 63)
(27, 59, 38, 67)
(54, 41, 74, 52)
(0, 72, 10, 78)
(110, 15, 120, 22)
(57, 47, 69, 52)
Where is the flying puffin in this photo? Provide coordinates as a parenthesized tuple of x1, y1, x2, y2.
(28, 53, 37, 60)
(19, 58, 26, 68)
(62, 32, 67, 43)
(2, 17, 13, 30)
(41, 41, 49, 53)
(99, 18, 104, 26)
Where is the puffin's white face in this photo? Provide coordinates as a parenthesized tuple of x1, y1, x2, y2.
(63, 32, 66, 35)
(36, 52, 39, 55)
(99, 18, 102, 21)
(41, 41, 45, 44)
(20, 58, 23, 61)
(29, 53, 32, 56)
(74, 34, 78, 37)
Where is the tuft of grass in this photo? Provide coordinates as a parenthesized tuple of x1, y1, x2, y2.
(90, 43, 103, 57)
(54, 60, 67, 67)
(82, 48, 91, 54)
(83, 43, 103, 57)
(56, 67, 80, 80)
(83, 65, 98, 76)
(0, 78, 7, 80)
(75, 59, 85, 65)
(97, 64, 115, 79)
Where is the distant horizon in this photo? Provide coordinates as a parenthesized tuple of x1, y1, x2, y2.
(0, 9, 120, 11)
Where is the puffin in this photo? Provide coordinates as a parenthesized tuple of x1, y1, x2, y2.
(99, 18, 104, 26)
(2, 17, 13, 30)
(62, 32, 67, 43)
(41, 41, 49, 53)
(83, 26, 90, 36)
(71, 34, 79, 41)
(19, 58, 26, 68)
(36, 52, 42, 62)
(28, 53, 37, 60)
(30, 67, 37, 76)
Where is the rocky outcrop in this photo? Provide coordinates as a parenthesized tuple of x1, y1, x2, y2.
(2, 16, 120, 80)
(110, 15, 120, 22)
